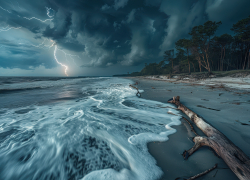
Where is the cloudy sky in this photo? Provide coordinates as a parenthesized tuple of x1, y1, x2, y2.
(0, 0, 249, 76)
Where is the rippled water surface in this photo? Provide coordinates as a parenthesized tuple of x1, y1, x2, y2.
(0, 77, 181, 180)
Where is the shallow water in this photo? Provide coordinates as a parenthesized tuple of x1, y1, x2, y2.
(0, 77, 181, 180)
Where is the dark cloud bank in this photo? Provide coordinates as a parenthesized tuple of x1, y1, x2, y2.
(0, 0, 250, 75)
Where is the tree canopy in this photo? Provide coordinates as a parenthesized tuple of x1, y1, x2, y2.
(128, 17, 250, 76)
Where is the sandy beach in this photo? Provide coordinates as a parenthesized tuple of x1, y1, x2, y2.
(127, 76, 250, 180)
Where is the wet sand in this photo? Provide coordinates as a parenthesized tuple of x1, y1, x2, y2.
(127, 77, 250, 180)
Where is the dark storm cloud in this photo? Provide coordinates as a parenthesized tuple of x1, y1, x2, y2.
(206, 0, 250, 22)
(0, 0, 51, 33)
(205, 0, 250, 35)
(0, 0, 250, 72)
(58, 41, 85, 52)
(43, 11, 72, 40)
(0, 43, 56, 70)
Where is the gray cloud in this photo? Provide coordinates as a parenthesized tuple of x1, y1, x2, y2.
(159, 0, 207, 52)
(43, 10, 72, 40)
(0, 41, 56, 69)
(114, 0, 129, 10)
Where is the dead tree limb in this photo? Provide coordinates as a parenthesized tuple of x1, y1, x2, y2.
(129, 84, 141, 97)
(168, 96, 250, 180)
(175, 164, 218, 180)
(187, 163, 218, 180)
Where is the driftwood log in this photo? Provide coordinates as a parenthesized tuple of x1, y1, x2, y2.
(129, 84, 141, 97)
(168, 96, 250, 180)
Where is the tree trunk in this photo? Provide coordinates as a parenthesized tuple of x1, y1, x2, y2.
(168, 96, 250, 180)
(198, 57, 202, 72)
(191, 62, 195, 72)
(204, 48, 211, 72)
(222, 46, 226, 71)
(248, 50, 250, 69)
(211, 59, 214, 72)
(188, 60, 191, 74)
(218, 57, 220, 71)
(220, 46, 226, 71)
(240, 46, 243, 70)
(201, 53, 210, 72)
(187, 49, 190, 74)
(243, 48, 249, 70)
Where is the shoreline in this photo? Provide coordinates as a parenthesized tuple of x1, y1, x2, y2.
(136, 74, 250, 92)
(126, 77, 250, 180)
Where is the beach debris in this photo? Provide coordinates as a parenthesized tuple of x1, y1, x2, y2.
(219, 93, 223, 96)
(234, 91, 250, 95)
(168, 96, 250, 180)
(232, 102, 241, 105)
(175, 164, 218, 180)
(236, 120, 250, 126)
(186, 163, 218, 180)
(196, 105, 220, 111)
(220, 101, 250, 105)
(218, 84, 226, 89)
(207, 84, 230, 91)
(129, 84, 141, 97)
(152, 87, 155, 89)
(208, 85, 216, 89)
(213, 170, 218, 178)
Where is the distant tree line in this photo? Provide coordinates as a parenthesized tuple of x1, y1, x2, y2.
(130, 15, 250, 76)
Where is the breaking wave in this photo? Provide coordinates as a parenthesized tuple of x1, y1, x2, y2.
(0, 77, 181, 180)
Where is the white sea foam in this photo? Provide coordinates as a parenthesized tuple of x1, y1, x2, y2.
(0, 77, 181, 180)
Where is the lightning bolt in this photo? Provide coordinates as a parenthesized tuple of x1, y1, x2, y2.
(54, 45, 69, 76)
(0, 4, 78, 76)
(48, 41, 56, 49)
(23, 17, 53, 23)
(0, 4, 53, 23)
(46, 7, 54, 18)
(0, 25, 9, 30)
(57, 48, 79, 65)
(17, 39, 71, 76)
(30, 39, 47, 48)
(0, 26, 21, 32)
(27, 38, 51, 49)
(0, 6, 11, 13)
(23, 6, 54, 23)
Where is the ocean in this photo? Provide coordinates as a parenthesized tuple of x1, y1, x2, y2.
(0, 77, 181, 180)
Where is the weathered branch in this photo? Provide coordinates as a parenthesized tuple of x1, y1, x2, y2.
(129, 84, 141, 97)
(168, 96, 250, 180)
(183, 136, 212, 160)
(187, 163, 218, 180)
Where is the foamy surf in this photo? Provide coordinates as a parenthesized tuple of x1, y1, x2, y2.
(0, 77, 181, 180)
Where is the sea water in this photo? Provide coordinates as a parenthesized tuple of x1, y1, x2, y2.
(0, 77, 181, 180)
